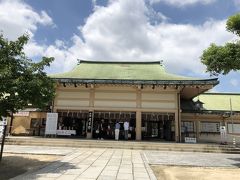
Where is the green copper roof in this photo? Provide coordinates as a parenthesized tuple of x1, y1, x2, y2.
(51, 61, 216, 82)
(195, 93, 240, 111)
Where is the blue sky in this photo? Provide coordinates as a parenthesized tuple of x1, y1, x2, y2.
(0, 0, 239, 93)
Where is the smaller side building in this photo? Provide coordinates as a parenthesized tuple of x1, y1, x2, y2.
(181, 93, 240, 143)
(9, 108, 46, 136)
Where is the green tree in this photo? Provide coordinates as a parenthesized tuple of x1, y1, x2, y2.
(201, 13, 240, 75)
(0, 34, 55, 118)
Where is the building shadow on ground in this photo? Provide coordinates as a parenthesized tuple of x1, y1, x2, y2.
(227, 158, 240, 168)
(0, 153, 66, 180)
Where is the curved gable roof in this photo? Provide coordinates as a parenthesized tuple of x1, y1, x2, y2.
(196, 93, 240, 112)
(51, 60, 211, 81)
(51, 60, 219, 99)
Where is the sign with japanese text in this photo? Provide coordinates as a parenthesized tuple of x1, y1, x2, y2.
(45, 113, 58, 135)
(87, 112, 93, 133)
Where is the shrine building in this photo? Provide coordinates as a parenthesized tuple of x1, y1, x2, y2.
(9, 60, 240, 143)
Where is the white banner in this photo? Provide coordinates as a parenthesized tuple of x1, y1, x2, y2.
(45, 113, 58, 135)
(0, 117, 7, 126)
(0, 117, 7, 138)
(0, 126, 3, 138)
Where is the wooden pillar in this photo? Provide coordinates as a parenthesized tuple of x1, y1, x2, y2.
(89, 85, 95, 107)
(175, 112, 179, 142)
(175, 93, 181, 142)
(52, 84, 60, 113)
(136, 87, 142, 140)
(136, 110, 142, 140)
(196, 119, 201, 141)
(195, 120, 199, 139)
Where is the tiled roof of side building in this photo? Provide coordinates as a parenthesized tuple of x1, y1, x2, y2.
(50, 60, 217, 82)
(194, 93, 240, 112)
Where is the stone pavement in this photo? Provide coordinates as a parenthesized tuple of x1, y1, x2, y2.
(8, 146, 156, 180)
(5, 145, 240, 180)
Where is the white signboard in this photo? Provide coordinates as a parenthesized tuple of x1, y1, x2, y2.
(56, 130, 76, 136)
(185, 137, 197, 143)
(181, 121, 194, 132)
(227, 123, 240, 133)
(45, 113, 58, 135)
(200, 122, 220, 133)
(220, 126, 227, 143)
(0, 126, 4, 138)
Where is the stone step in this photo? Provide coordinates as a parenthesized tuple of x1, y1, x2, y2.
(5, 143, 238, 153)
(5, 137, 240, 154)
(4, 138, 232, 147)
(5, 140, 234, 150)
(4, 138, 224, 146)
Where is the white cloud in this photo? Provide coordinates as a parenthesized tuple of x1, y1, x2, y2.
(1, 0, 235, 77)
(44, 0, 234, 75)
(0, 0, 53, 40)
(24, 40, 45, 57)
(230, 79, 239, 87)
(149, 0, 216, 7)
(55, 40, 67, 49)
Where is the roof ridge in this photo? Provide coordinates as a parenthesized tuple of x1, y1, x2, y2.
(203, 92, 240, 95)
(78, 59, 163, 64)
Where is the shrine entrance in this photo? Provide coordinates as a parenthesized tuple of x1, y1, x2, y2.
(141, 112, 175, 141)
(93, 111, 136, 140)
(57, 111, 89, 137)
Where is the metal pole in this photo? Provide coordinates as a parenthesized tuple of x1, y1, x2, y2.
(230, 98, 235, 146)
(177, 92, 181, 142)
(230, 98, 233, 133)
(0, 125, 7, 161)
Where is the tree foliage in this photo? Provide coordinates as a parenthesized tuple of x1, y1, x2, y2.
(226, 13, 240, 36)
(201, 13, 240, 75)
(0, 34, 55, 117)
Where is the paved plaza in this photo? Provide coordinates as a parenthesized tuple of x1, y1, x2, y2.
(3, 145, 240, 180)
(6, 146, 156, 180)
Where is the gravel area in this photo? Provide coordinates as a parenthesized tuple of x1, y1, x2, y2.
(144, 150, 240, 167)
(151, 165, 240, 180)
